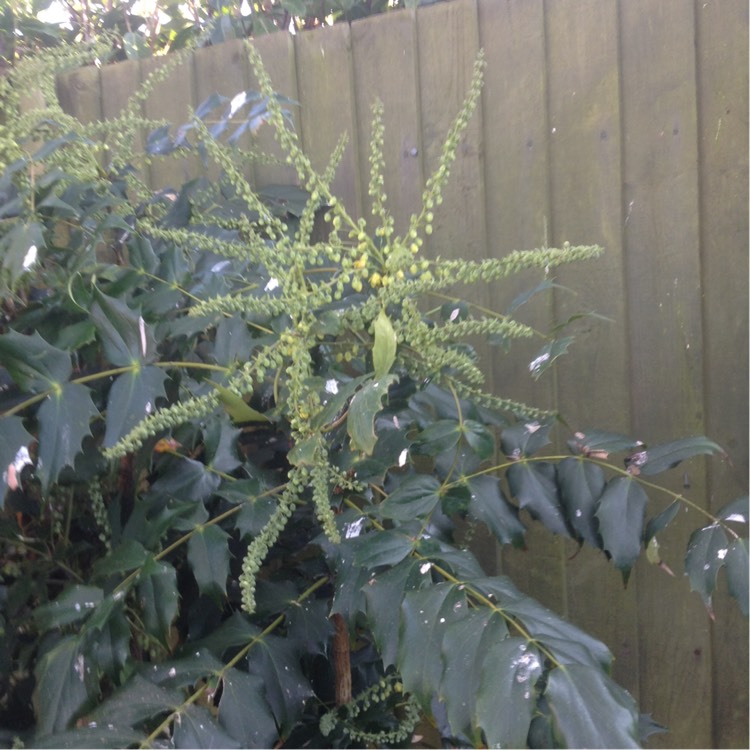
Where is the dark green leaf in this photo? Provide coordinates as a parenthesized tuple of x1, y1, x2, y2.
(0, 415, 33, 502)
(440, 609, 507, 740)
(500, 421, 552, 458)
(372, 308, 397, 378)
(467, 475, 526, 546)
(187, 524, 231, 600)
(248, 634, 313, 733)
(595, 477, 648, 576)
(545, 664, 640, 748)
(86, 612, 131, 678)
(137, 558, 179, 643)
(148, 456, 221, 502)
(33, 585, 103, 631)
(557, 458, 605, 548)
(33, 636, 94, 736)
(684, 523, 730, 611)
(0, 221, 44, 290)
(639, 436, 724, 475)
(364, 559, 425, 667)
(716, 495, 749, 524)
(398, 583, 466, 707)
(0, 329, 71, 392)
(507, 461, 572, 538)
(37, 382, 99, 490)
(462, 419, 495, 459)
(476, 638, 543, 749)
(378, 475, 441, 521)
(91, 288, 155, 366)
(86, 674, 182, 727)
(351, 529, 416, 568)
(31, 726, 145, 749)
(726, 538, 749, 616)
(103, 365, 167, 448)
(347, 374, 396, 454)
(218, 669, 277, 748)
(173, 705, 241, 749)
(567, 429, 644, 457)
(411, 419, 461, 456)
(643, 500, 681, 544)
(148, 649, 225, 688)
(528, 336, 574, 379)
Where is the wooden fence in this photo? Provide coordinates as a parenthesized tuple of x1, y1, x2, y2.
(56, 1, 748, 746)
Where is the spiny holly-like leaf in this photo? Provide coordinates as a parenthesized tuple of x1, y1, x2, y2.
(0, 415, 33, 503)
(347, 374, 396, 454)
(467, 475, 526, 547)
(378, 474, 441, 521)
(440, 608, 508, 742)
(33, 636, 95, 736)
(247, 634, 313, 734)
(0, 329, 71, 392)
(0, 221, 44, 291)
(476, 638, 543, 749)
(507, 461, 572, 538)
(148, 455, 221, 502)
(716, 495, 749, 524)
(187, 524, 231, 600)
(31, 725, 145, 749)
(595, 476, 648, 578)
(528, 336, 574, 379)
(684, 523, 730, 612)
(567, 429, 644, 458)
(557, 458, 605, 548)
(91, 288, 155, 366)
(398, 583, 466, 708)
(137, 558, 179, 644)
(372, 308, 397, 378)
(33, 585, 103, 632)
(500, 420, 552, 458)
(37, 382, 99, 490)
(545, 664, 640, 748)
(639, 436, 724, 475)
(103, 365, 168, 448)
(173, 705, 241, 750)
(643, 500, 681, 544)
(462, 419, 495, 459)
(218, 669, 278, 748)
(725, 538, 749, 616)
(411, 419, 462, 456)
(364, 559, 425, 668)
(351, 528, 416, 568)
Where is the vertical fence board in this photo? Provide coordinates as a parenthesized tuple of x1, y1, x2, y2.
(695, 1, 749, 747)
(193, 39, 254, 185)
(140, 53, 198, 191)
(351, 11, 423, 235)
(620, 2, 712, 747)
(544, 0, 639, 697)
(250, 33, 300, 188)
(295, 24, 362, 220)
(477, 0, 567, 611)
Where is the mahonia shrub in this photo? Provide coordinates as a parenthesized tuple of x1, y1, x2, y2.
(0, 39, 746, 749)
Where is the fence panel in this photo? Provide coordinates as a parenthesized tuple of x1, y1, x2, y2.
(54, 1, 748, 745)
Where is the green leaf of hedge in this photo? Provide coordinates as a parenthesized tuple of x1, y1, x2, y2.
(726, 538, 749, 616)
(462, 419, 495, 459)
(33, 585, 103, 632)
(0, 329, 71, 392)
(557, 458, 605, 548)
(31, 726, 146, 749)
(372, 308, 397, 378)
(507, 461, 572, 538)
(33, 636, 94, 736)
(218, 669, 278, 748)
(173, 705, 241, 749)
(137, 558, 179, 643)
(685, 523, 730, 611)
(347, 374, 396, 455)
(91, 288, 155, 365)
(351, 528, 416, 568)
(476, 638, 543, 749)
(546, 664, 640, 748)
(643, 500, 681, 544)
(37, 382, 99, 490)
(103, 365, 167, 448)
(378, 475, 441, 521)
(187, 524, 231, 600)
(639, 436, 724, 475)
(595, 477, 648, 577)
(467, 475, 526, 547)
(398, 583, 466, 708)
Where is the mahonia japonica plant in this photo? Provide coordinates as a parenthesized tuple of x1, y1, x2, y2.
(0, 37, 746, 750)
